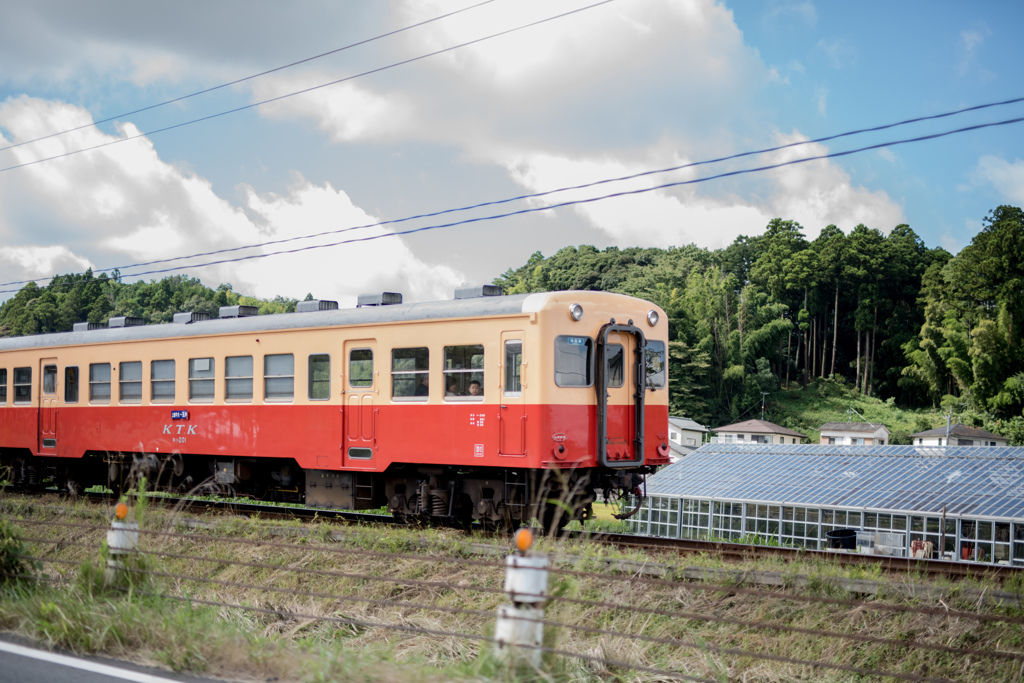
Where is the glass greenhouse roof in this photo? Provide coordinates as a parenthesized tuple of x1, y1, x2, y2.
(647, 444, 1024, 519)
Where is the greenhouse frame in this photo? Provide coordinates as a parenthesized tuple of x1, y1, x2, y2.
(628, 443, 1024, 565)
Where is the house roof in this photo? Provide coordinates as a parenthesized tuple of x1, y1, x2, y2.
(669, 441, 699, 457)
(711, 419, 807, 439)
(909, 423, 1005, 440)
(646, 443, 1024, 519)
(819, 421, 890, 434)
(669, 416, 708, 433)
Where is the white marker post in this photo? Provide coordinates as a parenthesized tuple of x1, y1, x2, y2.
(105, 502, 139, 586)
(494, 528, 549, 670)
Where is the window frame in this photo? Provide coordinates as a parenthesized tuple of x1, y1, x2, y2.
(64, 367, 79, 403)
(89, 363, 111, 404)
(264, 353, 295, 402)
(0, 368, 6, 404)
(189, 357, 215, 403)
(554, 336, 593, 388)
(13, 367, 31, 404)
(348, 349, 374, 389)
(151, 360, 175, 403)
(503, 339, 523, 397)
(391, 347, 429, 400)
(645, 339, 667, 389)
(443, 344, 484, 400)
(119, 361, 143, 404)
(225, 355, 254, 402)
(308, 354, 331, 401)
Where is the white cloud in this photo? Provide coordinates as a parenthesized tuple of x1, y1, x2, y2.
(0, 96, 462, 304)
(815, 86, 828, 116)
(957, 22, 992, 76)
(815, 37, 857, 69)
(971, 155, 1024, 203)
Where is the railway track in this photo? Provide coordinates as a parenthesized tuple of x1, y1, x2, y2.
(5, 488, 1019, 580)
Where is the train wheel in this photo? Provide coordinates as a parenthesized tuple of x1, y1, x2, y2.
(540, 501, 571, 536)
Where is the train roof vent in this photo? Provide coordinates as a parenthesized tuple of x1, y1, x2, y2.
(173, 311, 211, 324)
(219, 305, 259, 319)
(108, 316, 144, 328)
(73, 322, 107, 332)
(357, 292, 403, 307)
(296, 299, 339, 313)
(454, 285, 503, 300)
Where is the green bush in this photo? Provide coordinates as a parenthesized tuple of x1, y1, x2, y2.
(0, 519, 39, 587)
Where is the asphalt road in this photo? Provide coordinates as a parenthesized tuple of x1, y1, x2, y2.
(0, 635, 232, 683)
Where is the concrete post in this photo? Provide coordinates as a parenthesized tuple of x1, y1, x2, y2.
(495, 529, 549, 670)
(104, 503, 138, 586)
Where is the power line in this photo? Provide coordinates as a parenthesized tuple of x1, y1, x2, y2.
(3, 111, 1021, 296)
(3, 94, 1024, 292)
(0, 0, 619, 175)
(0, 0, 500, 156)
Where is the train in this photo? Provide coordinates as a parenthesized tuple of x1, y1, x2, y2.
(0, 286, 670, 530)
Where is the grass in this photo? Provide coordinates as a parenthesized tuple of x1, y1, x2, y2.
(3, 491, 1024, 682)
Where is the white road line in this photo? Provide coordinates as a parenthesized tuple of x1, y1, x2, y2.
(0, 640, 188, 683)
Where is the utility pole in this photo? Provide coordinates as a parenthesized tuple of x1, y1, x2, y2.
(761, 392, 769, 421)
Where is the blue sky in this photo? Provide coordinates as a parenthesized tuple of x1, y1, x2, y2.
(0, 0, 1022, 305)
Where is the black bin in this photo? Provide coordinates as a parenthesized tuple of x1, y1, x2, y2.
(826, 528, 857, 550)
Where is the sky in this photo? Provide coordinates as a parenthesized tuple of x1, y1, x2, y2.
(1, 0, 1022, 306)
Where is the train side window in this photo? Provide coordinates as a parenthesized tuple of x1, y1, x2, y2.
(43, 365, 57, 395)
(226, 355, 254, 401)
(444, 345, 483, 398)
(504, 340, 522, 396)
(14, 367, 31, 404)
(308, 354, 330, 400)
(607, 344, 625, 388)
(151, 360, 175, 402)
(65, 367, 79, 403)
(349, 349, 373, 388)
(119, 361, 142, 403)
(89, 363, 111, 404)
(189, 357, 215, 402)
(554, 336, 593, 387)
(392, 347, 429, 399)
(645, 340, 666, 388)
(0, 368, 7, 403)
(264, 354, 294, 401)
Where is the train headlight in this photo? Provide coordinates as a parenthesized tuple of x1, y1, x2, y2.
(646, 309, 659, 327)
(569, 303, 584, 321)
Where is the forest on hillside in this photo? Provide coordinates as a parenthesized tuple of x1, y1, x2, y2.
(2, 205, 1022, 441)
(494, 205, 1024, 438)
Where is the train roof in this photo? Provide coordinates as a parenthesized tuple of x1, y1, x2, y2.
(0, 290, 652, 351)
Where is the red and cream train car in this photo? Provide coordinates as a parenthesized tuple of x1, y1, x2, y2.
(0, 287, 669, 527)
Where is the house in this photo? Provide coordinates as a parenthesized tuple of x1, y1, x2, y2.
(667, 416, 708, 462)
(909, 424, 1008, 447)
(819, 421, 890, 446)
(709, 419, 806, 445)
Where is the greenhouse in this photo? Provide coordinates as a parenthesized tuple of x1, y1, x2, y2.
(628, 443, 1024, 565)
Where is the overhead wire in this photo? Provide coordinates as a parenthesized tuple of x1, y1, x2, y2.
(0, 0, 501, 155)
(3, 111, 1020, 296)
(0, 0, 619, 175)
(2, 95, 1023, 294)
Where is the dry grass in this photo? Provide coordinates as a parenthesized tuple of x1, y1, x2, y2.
(3, 492, 1024, 682)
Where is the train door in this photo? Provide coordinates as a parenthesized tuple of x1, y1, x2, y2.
(499, 333, 526, 456)
(596, 323, 645, 467)
(38, 359, 58, 456)
(343, 340, 377, 468)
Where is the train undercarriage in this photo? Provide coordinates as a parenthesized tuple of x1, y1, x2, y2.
(1, 449, 648, 532)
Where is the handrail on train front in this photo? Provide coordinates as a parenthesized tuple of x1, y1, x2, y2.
(595, 320, 646, 469)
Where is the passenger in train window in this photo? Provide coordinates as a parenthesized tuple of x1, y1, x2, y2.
(415, 375, 429, 396)
(467, 380, 481, 396)
(446, 380, 459, 396)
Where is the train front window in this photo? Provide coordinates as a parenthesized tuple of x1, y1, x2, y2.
(607, 344, 625, 388)
(65, 367, 79, 403)
(151, 360, 175, 402)
(264, 354, 295, 401)
(554, 336, 592, 387)
(89, 363, 111, 404)
(226, 355, 254, 401)
(43, 365, 57, 395)
(646, 340, 666, 389)
(444, 345, 483, 398)
(119, 361, 142, 403)
(308, 354, 330, 400)
(349, 349, 373, 388)
(504, 340, 522, 396)
(392, 347, 429, 399)
(189, 358, 215, 402)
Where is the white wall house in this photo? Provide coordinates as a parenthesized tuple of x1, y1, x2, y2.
(819, 422, 890, 446)
(909, 424, 1008, 447)
(667, 416, 709, 463)
(709, 419, 806, 445)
